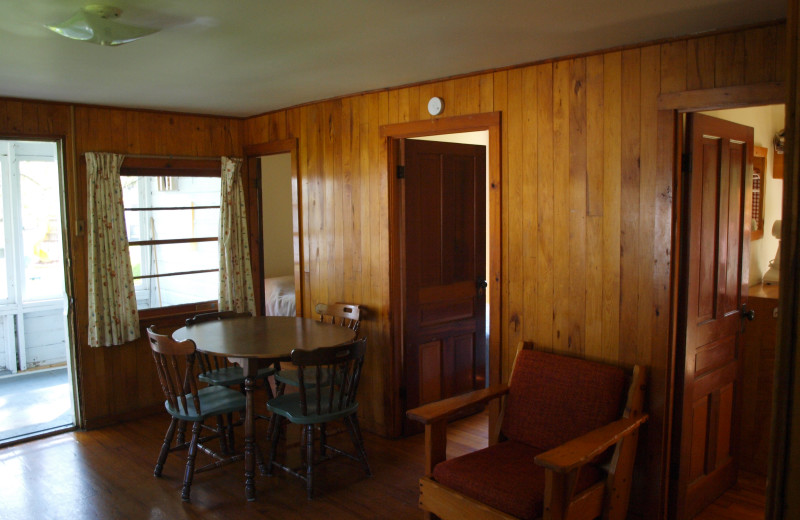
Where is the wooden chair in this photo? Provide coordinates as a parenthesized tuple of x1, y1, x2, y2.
(146, 326, 246, 501)
(406, 341, 647, 520)
(273, 302, 363, 392)
(266, 337, 372, 499)
(187, 311, 277, 398)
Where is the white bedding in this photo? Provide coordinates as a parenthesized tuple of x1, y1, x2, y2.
(264, 275, 296, 316)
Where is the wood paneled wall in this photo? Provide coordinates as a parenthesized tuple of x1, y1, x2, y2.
(0, 101, 243, 428)
(243, 22, 786, 517)
(0, 20, 787, 519)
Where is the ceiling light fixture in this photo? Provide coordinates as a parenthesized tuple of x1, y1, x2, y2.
(45, 4, 159, 46)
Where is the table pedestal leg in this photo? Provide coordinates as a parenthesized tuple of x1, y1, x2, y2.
(244, 374, 256, 501)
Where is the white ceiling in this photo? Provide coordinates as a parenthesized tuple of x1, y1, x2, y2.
(0, 0, 786, 117)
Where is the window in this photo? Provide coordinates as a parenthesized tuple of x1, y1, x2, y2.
(120, 159, 221, 310)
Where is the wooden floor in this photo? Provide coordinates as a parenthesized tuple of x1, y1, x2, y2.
(0, 405, 766, 520)
(694, 472, 766, 520)
(0, 409, 488, 520)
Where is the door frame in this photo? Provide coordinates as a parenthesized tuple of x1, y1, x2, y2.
(243, 139, 304, 317)
(658, 83, 785, 519)
(381, 112, 501, 437)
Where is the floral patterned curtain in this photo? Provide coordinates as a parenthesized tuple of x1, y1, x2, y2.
(86, 152, 140, 347)
(219, 156, 256, 314)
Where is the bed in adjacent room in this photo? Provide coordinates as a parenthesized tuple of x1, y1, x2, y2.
(264, 275, 296, 316)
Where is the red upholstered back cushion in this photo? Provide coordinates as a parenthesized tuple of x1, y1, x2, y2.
(501, 349, 628, 451)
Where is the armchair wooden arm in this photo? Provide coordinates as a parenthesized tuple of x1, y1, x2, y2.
(407, 384, 509, 474)
(406, 384, 509, 424)
(534, 414, 648, 473)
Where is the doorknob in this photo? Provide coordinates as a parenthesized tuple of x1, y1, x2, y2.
(476, 278, 488, 297)
(741, 304, 756, 321)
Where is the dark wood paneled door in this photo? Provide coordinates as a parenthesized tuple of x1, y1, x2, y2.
(402, 139, 486, 435)
(671, 113, 753, 519)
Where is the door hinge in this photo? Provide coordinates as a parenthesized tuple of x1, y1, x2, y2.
(396, 165, 405, 179)
(681, 152, 692, 174)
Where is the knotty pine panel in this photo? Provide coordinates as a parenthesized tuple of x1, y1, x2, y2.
(238, 21, 785, 519)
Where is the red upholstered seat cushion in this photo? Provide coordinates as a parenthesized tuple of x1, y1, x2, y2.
(501, 349, 627, 451)
(432, 440, 603, 520)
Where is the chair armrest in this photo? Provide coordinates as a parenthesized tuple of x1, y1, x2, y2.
(534, 414, 648, 473)
(406, 384, 509, 425)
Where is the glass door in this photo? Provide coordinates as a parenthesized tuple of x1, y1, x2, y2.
(0, 139, 75, 443)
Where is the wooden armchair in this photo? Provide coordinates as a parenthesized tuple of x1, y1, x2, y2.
(406, 341, 647, 520)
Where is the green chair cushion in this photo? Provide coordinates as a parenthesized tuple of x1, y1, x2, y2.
(267, 391, 358, 425)
(165, 385, 245, 421)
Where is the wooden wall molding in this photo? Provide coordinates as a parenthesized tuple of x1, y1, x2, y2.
(658, 82, 786, 111)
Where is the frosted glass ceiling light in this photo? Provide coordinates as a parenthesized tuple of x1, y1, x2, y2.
(46, 5, 159, 46)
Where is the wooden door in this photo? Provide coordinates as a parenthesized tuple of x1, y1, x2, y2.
(402, 139, 486, 434)
(671, 113, 753, 519)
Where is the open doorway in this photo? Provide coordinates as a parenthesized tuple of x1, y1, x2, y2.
(245, 139, 303, 318)
(671, 104, 783, 519)
(259, 153, 298, 317)
(411, 131, 491, 389)
(382, 112, 501, 437)
(0, 139, 75, 444)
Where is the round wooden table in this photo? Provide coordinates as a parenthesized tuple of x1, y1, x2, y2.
(173, 315, 356, 501)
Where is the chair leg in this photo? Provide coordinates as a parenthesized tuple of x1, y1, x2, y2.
(215, 415, 229, 454)
(345, 415, 372, 476)
(154, 417, 178, 477)
(176, 419, 187, 446)
(304, 424, 315, 500)
(226, 412, 236, 453)
(319, 423, 327, 457)
(266, 414, 282, 476)
(181, 421, 201, 502)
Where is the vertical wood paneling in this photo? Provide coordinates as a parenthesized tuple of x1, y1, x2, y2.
(687, 36, 716, 90)
(602, 52, 622, 361)
(585, 55, 604, 359)
(620, 49, 642, 366)
(506, 68, 524, 370)
(715, 32, 746, 87)
(569, 58, 587, 354)
(553, 61, 571, 353)
(745, 26, 778, 84)
(661, 41, 688, 94)
(639, 45, 660, 366)
(535, 64, 555, 351)
(521, 66, 538, 343)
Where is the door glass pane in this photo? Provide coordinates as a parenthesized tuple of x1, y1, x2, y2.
(0, 160, 7, 301)
(19, 159, 65, 302)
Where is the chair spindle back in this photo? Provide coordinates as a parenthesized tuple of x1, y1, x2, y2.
(314, 303, 363, 333)
(147, 326, 202, 416)
(292, 337, 367, 416)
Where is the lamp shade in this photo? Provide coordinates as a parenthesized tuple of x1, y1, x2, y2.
(46, 5, 158, 46)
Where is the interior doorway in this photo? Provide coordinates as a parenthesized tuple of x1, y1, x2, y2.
(383, 112, 501, 437)
(259, 153, 298, 317)
(670, 104, 784, 519)
(0, 139, 76, 444)
(245, 139, 303, 318)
